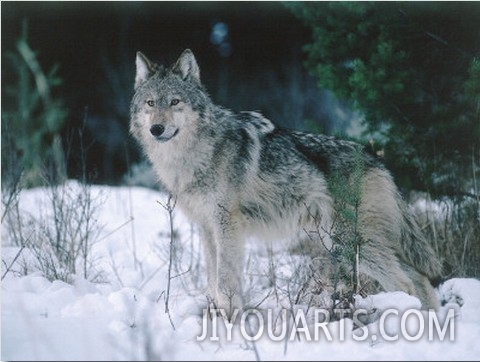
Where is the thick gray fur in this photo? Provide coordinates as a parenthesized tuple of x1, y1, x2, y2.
(130, 49, 442, 313)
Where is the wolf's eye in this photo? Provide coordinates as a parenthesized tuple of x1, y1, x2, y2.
(146, 100, 154, 107)
(170, 99, 180, 106)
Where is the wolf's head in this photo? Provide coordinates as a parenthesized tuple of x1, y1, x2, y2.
(130, 49, 210, 144)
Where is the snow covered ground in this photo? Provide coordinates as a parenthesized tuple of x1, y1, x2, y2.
(2, 182, 480, 360)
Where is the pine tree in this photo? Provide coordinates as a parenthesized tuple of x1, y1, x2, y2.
(288, 1, 480, 199)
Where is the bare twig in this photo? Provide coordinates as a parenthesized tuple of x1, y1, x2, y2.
(125, 143, 142, 275)
(157, 194, 177, 330)
(2, 245, 26, 280)
(96, 217, 134, 243)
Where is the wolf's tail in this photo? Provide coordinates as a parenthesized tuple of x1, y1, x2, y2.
(399, 198, 443, 282)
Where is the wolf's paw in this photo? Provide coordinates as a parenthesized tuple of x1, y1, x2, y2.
(209, 292, 242, 322)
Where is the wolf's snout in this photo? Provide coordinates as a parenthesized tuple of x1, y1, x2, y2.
(150, 124, 165, 137)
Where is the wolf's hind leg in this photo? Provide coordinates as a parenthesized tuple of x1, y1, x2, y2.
(361, 243, 439, 309)
(400, 263, 440, 310)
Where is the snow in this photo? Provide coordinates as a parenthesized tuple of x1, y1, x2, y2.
(2, 181, 480, 361)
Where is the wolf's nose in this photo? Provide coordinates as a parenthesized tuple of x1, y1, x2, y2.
(150, 124, 165, 137)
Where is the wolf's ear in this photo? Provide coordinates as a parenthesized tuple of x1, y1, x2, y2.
(173, 49, 200, 83)
(135, 51, 158, 90)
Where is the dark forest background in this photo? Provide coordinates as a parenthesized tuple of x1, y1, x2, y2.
(2, 1, 359, 185)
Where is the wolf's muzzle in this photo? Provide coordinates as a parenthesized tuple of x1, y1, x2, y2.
(150, 124, 179, 142)
(150, 124, 165, 137)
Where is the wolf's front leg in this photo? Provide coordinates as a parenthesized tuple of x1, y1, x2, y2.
(199, 226, 217, 301)
(214, 215, 245, 318)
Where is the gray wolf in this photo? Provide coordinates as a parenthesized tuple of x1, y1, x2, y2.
(130, 49, 442, 314)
